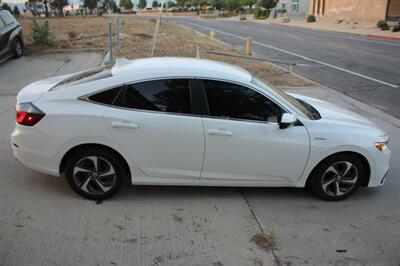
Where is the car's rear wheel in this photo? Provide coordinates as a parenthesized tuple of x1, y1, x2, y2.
(309, 153, 365, 201)
(13, 39, 23, 58)
(65, 148, 125, 200)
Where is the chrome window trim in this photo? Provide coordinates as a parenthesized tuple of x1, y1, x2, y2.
(78, 76, 293, 126)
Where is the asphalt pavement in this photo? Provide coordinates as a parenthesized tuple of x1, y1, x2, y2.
(172, 17, 400, 118)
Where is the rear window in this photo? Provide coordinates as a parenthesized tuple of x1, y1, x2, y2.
(0, 10, 16, 25)
(88, 87, 122, 105)
(52, 66, 112, 90)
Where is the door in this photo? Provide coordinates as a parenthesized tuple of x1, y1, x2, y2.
(0, 15, 8, 55)
(103, 79, 204, 179)
(200, 79, 310, 183)
(387, 0, 400, 21)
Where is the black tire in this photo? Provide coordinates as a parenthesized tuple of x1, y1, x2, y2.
(12, 39, 23, 58)
(64, 148, 125, 200)
(308, 153, 365, 201)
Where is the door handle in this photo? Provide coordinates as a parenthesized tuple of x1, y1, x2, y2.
(208, 129, 234, 136)
(111, 121, 139, 129)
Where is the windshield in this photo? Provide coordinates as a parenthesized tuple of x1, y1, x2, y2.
(251, 77, 318, 120)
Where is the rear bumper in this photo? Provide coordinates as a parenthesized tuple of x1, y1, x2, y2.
(12, 145, 59, 176)
(11, 124, 60, 177)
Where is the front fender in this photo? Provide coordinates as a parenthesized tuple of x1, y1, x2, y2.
(297, 144, 374, 187)
(8, 27, 23, 47)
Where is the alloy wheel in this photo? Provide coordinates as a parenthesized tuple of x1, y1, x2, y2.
(321, 161, 358, 197)
(73, 156, 116, 195)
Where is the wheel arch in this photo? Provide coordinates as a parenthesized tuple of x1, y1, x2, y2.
(59, 143, 131, 180)
(306, 151, 371, 187)
(9, 27, 23, 47)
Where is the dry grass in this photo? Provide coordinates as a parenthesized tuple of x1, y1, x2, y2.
(18, 16, 314, 87)
(66, 30, 78, 39)
(251, 231, 277, 251)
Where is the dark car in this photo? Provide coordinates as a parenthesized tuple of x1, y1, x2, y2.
(0, 8, 23, 63)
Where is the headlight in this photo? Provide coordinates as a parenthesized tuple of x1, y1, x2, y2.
(374, 141, 388, 152)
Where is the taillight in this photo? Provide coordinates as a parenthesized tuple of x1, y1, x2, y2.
(15, 103, 45, 126)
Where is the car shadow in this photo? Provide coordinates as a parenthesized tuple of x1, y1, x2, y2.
(36, 173, 384, 204)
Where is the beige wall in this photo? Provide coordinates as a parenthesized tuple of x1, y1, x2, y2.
(309, 0, 389, 22)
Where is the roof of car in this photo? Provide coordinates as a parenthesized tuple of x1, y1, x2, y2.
(111, 57, 253, 82)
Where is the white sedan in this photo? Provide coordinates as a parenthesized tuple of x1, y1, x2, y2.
(11, 57, 391, 201)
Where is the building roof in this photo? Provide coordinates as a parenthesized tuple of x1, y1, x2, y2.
(111, 57, 253, 83)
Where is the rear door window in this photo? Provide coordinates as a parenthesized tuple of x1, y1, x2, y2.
(113, 79, 193, 115)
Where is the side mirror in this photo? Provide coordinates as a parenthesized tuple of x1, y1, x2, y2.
(279, 113, 297, 129)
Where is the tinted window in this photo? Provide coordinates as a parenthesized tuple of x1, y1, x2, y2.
(203, 80, 282, 122)
(88, 87, 122, 105)
(0, 11, 16, 25)
(113, 79, 192, 114)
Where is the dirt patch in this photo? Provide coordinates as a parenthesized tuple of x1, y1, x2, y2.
(19, 16, 314, 87)
(251, 232, 277, 252)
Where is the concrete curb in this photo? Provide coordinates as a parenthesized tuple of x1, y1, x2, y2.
(366, 34, 400, 41)
(41, 48, 107, 54)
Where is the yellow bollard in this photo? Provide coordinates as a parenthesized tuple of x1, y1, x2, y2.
(210, 31, 215, 47)
(245, 37, 252, 56)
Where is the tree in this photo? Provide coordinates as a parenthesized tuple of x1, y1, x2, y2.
(138, 0, 147, 9)
(84, 0, 97, 13)
(167, 0, 176, 7)
(152, 0, 158, 8)
(0, 3, 12, 13)
(239, 0, 256, 8)
(120, 0, 133, 9)
(207, 0, 224, 9)
(224, 0, 239, 10)
(111, 0, 118, 10)
(258, 0, 278, 9)
(176, 0, 186, 7)
(50, 0, 69, 16)
(13, 6, 21, 16)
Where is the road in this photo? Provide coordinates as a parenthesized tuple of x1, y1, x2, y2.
(0, 53, 399, 265)
(172, 17, 400, 118)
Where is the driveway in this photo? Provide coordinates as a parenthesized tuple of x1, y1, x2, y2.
(172, 17, 400, 119)
(0, 53, 399, 265)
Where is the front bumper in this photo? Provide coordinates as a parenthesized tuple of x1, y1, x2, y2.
(367, 147, 391, 187)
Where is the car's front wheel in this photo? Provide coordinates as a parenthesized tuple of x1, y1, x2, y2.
(65, 148, 125, 200)
(12, 39, 23, 58)
(309, 153, 365, 201)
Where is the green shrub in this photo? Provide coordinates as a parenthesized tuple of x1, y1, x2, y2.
(31, 20, 53, 45)
(392, 24, 400, 32)
(307, 14, 316, 23)
(377, 20, 387, 28)
(254, 8, 261, 19)
(254, 8, 269, 19)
